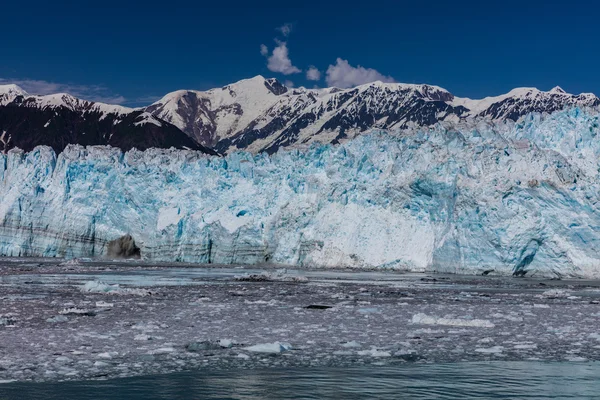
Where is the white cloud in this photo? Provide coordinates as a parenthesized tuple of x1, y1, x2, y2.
(325, 58, 395, 88)
(284, 80, 295, 88)
(260, 44, 269, 56)
(277, 23, 293, 37)
(306, 66, 321, 81)
(0, 77, 127, 104)
(264, 41, 301, 75)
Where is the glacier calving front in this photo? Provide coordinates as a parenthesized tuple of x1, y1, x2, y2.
(1, 109, 600, 276)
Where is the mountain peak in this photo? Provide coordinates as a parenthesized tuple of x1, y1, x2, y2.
(550, 86, 567, 94)
(0, 83, 28, 97)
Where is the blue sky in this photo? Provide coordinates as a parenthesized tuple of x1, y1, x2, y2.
(2, 0, 598, 105)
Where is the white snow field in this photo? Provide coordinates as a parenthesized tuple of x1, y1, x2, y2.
(1, 108, 600, 276)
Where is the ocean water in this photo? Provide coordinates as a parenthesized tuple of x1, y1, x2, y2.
(1, 362, 598, 400)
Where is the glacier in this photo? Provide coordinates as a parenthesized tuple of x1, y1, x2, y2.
(2, 108, 600, 277)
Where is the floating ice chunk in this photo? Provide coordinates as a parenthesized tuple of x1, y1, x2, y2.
(234, 270, 308, 282)
(185, 341, 221, 351)
(475, 346, 504, 354)
(59, 308, 95, 316)
(341, 341, 361, 348)
(0, 315, 16, 326)
(82, 281, 119, 293)
(218, 339, 234, 348)
(134, 334, 153, 341)
(533, 304, 550, 308)
(97, 352, 118, 359)
(357, 347, 391, 357)
(237, 353, 250, 359)
(514, 344, 537, 349)
(60, 258, 82, 267)
(245, 342, 292, 353)
(415, 328, 445, 334)
(541, 289, 571, 298)
(94, 361, 109, 367)
(150, 347, 175, 355)
(244, 299, 278, 306)
(411, 313, 495, 328)
(234, 273, 272, 282)
(81, 281, 152, 296)
(46, 315, 68, 323)
(95, 301, 114, 308)
(588, 333, 600, 341)
(357, 307, 379, 314)
(490, 313, 523, 322)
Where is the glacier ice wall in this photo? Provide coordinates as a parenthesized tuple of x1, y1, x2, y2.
(2, 108, 600, 277)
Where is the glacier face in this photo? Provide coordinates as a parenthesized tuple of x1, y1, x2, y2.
(1, 108, 600, 277)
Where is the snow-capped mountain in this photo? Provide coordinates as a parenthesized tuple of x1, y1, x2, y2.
(145, 76, 600, 154)
(144, 77, 290, 148)
(0, 85, 217, 154)
(2, 77, 598, 155)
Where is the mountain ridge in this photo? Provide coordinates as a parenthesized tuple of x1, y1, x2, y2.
(144, 76, 600, 153)
(1, 77, 598, 154)
(0, 88, 218, 155)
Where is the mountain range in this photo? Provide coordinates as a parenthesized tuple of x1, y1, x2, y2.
(1, 76, 598, 154)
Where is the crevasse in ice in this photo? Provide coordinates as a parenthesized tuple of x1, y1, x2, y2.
(1, 108, 600, 277)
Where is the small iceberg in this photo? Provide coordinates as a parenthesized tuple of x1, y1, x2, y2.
(245, 342, 292, 354)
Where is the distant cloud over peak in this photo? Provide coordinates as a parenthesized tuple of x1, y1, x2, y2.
(262, 41, 301, 75)
(306, 66, 321, 81)
(325, 58, 395, 88)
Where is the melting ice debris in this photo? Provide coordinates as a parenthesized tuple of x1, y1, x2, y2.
(150, 348, 176, 355)
(218, 339, 234, 348)
(475, 346, 504, 354)
(58, 308, 96, 317)
(97, 352, 118, 359)
(411, 313, 495, 328)
(514, 344, 537, 349)
(0, 315, 17, 327)
(357, 347, 392, 357)
(81, 281, 151, 296)
(341, 341, 362, 348)
(4, 109, 600, 276)
(541, 289, 571, 298)
(245, 342, 292, 354)
(46, 315, 69, 323)
(60, 258, 83, 267)
(234, 270, 308, 282)
(185, 341, 222, 352)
